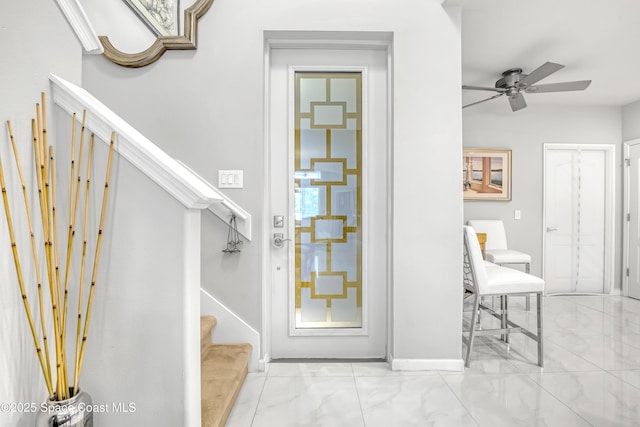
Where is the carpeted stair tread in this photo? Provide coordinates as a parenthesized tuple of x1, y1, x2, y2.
(200, 316, 217, 355)
(201, 343, 252, 427)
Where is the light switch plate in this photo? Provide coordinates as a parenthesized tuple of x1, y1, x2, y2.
(218, 170, 243, 188)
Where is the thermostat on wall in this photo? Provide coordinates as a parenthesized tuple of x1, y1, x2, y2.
(218, 170, 243, 188)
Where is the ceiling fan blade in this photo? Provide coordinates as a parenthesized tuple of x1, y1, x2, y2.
(462, 85, 507, 93)
(525, 80, 592, 93)
(517, 62, 564, 88)
(462, 93, 505, 109)
(509, 93, 527, 112)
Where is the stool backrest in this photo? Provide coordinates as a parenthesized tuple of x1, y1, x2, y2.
(463, 225, 489, 295)
(467, 219, 508, 250)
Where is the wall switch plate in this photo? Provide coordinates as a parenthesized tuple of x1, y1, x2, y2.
(218, 170, 243, 188)
(514, 210, 521, 220)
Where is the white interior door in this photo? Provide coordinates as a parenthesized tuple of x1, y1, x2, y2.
(543, 144, 614, 294)
(626, 142, 640, 299)
(268, 47, 388, 359)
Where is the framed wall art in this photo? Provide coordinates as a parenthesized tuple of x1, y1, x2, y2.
(463, 149, 512, 201)
(123, 0, 180, 37)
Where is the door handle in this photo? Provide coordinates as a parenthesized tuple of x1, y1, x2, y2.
(273, 233, 291, 248)
(546, 226, 558, 232)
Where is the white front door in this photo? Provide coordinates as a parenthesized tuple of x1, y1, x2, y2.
(543, 144, 614, 294)
(626, 141, 640, 299)
(267, 47, 389, 359)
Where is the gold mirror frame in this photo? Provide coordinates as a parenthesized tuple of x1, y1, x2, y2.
(99, 0, 214, 68)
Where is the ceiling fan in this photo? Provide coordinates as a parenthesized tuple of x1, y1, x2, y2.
(462, 62, 592, 112)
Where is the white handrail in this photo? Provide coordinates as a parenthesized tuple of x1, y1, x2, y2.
(50, 76, 226, 213)
(50, 73, 252, 238)
(176, 161, 251, 239)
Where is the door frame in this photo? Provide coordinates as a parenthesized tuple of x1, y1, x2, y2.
(623, 139, 640, 297)
(542, 143, 615, 295)
(262, 32, 394, 363)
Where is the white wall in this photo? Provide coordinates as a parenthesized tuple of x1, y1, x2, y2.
(622, 99, 640, 141)
(81, 0, 463, 364)
(463, 102, 623, 289)
(0, 1, 81, 425)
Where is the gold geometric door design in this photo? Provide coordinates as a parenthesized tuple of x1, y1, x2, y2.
(294, 72, 362, 328)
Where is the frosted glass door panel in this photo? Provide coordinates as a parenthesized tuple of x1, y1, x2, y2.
(294, 72, 362, 328)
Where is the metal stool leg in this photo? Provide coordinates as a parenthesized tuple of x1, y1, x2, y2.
(537, 292, 544, 367)
(503, 295, 510, 349)
(500, 296, 507, 342)
(525, 263, 531, 311)
(465, 293, 481, 368)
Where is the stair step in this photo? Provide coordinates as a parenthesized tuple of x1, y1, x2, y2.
(201, 343, 252, 427)
(200, 316, 217, 356)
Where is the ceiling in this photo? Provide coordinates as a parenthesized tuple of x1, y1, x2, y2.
(445, 0, 640, 109)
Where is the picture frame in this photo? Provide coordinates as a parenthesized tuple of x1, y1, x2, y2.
(123, 0, 180, 37)
(463, 148, 512, 201)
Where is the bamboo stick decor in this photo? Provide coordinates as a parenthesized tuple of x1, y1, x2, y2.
(1, 93, 116, 400)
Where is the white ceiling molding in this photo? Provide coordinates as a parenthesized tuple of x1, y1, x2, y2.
(54, 0, 103, 54)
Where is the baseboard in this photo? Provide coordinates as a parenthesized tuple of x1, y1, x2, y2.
(389, 355, 464, 372)
(259, 353, 271, 372)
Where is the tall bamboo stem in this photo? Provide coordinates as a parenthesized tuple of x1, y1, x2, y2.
(35, 104, 44, 183)
(68, 113, 76, 247)
(0, 144, 53, 395)
(33, 112, 63, 399)
(49, 146, 69, 399)
(77, 133, 115, 390)
(42, 94, 63, 337)
(62, 113, 77, 340)
(32, 120, 46, 240)
(37, 109, 65, 400)
(41, 93, 63, 335)
(73, 135, 94, 395)
(35, 104, 48, 232)
(62, 110, 86, 344)
(6, 120, 53, 385)
(41, 93, 47, 156)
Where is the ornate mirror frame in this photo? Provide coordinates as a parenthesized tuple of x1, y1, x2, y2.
(99, 0, 214, 68)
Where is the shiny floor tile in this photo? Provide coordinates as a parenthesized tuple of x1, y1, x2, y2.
(225, 375, 266, 427)
(352, 362, 438, 377)
(251, 376, 364, 427)
(357, 375, 476, 426)
(225, 295, 640, 426)
(530, 371, 640, 426)
(492, 334, 601, 374)
(608, 369, 640, 389)
(267, 362, 354, 377)
(443, 373, 591, 426)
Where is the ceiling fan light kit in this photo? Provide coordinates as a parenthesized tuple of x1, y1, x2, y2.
(462, 62, 592, 112)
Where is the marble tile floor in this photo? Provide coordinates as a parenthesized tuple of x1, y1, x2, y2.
(226, 295, 640, 426)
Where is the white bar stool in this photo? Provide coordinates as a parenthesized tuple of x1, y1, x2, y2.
(467, 219, 532, 310)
